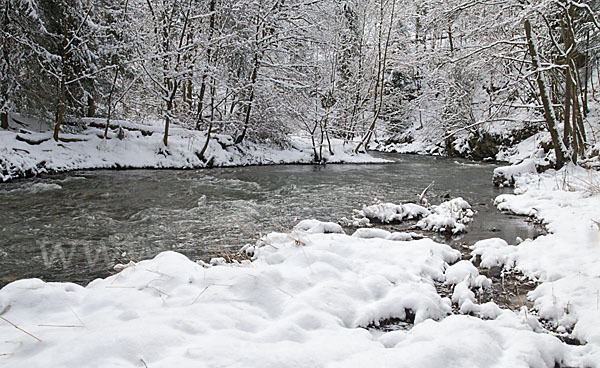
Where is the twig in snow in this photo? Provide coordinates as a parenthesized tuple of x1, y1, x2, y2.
(143, 269, 173, 278)
(140, 358, 148, 368)
(418, 181, 435, 205)
(47, 284, 86, 327)
(191, 286, 210, 305)
(0, 316, 42, 342)
(276, 288, 294, 298)
(146, 285, 171, 297)
(38, 324, 84, 328)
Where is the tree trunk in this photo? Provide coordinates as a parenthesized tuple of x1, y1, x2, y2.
(355, 0, 395, 154)
(196, 0, 216, 131)
(324, 119, 334, 156)
(310, 121, 319, 162)
(524, 19, 569, 169)
(104, 68, 120, 139)
(1, 2, 11, 129)
(563, 50, 572, 149)
(195, 77, 207, 130)
(235, 50, 260, 145)
(447, 24, 454, 55)
(164, 111, 171, 146)
(584, 30, 589, 114)
(198, 121, 212, 161)
(319, 120, 324, 162)
(563, 67, 574, 151)
(54, 0, 72, 142)
(1, 111, 7, 129)
(163, 78, 180, 147)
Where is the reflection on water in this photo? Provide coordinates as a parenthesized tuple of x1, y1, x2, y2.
(0, 154, 541, 287)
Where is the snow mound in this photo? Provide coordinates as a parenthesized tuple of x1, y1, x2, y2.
(493, 158, 537, 187)
(352, 228, 391, 239)
(352, 229, 425, 242)
(459, 300, 503, 320)
(444, 260, 491, 312)
(342, 202, 430, 227)
(0, 229, 470, 367)
(294, 219, 344, 234)
(330, 315, 565, 367)
(416, 197, 474, 234)
(343, 198, 474, 234)
(451, 280, 476, 308)
(470, 238, 518, 269)
(386, 232, 424, 241)
(444, 260, 491, 289)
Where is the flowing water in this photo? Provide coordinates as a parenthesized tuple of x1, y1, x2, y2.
(0, 154, 543, 288)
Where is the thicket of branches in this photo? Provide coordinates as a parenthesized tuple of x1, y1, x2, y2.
(1, 0, 599, 166)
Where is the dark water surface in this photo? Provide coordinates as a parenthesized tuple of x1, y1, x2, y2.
(0, 154, 541, 288)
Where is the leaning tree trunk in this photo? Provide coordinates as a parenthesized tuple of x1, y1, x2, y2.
(524, 19, 569, 169)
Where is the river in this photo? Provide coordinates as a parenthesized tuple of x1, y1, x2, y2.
(0, 154, 542, 288)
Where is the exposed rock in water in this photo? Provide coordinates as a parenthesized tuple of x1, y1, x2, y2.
(468, 131, 499, 161)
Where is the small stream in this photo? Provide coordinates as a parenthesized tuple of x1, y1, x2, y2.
(0, 154, 543, 289)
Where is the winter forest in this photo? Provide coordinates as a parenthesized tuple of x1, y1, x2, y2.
(1, 0, 599, 165)
(2, 1, 600, 367)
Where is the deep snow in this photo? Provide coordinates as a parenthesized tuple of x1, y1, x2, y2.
(0, 222, 570, 367)
(473, 164, 600, 366)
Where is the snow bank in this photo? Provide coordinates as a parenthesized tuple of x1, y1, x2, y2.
(475, 165, 600, 366)
(0, 229, 460, 367)
(493, 158, 537, 187)
(0, 123, 389, 182)
(0, 221, 573, 367)
(416, 197, 475, 234)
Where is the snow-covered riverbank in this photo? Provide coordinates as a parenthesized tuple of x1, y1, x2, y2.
(1, 163, 599, 366)
(0, 119, 387, 182)
(475, 164, 600, 366)
(0, 222, 564, 367)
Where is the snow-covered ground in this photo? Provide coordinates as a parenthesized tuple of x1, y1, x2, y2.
(474, 165, 600, 366)
(0, 220, 569, 367)
(0, 116, 387, 182)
